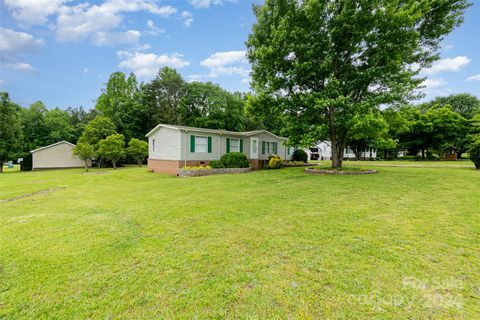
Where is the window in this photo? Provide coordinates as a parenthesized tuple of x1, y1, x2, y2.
(230, 139, 240, 152)
(195, 136, 208, 153)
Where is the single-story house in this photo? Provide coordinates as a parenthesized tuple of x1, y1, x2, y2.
(307, 141, 377, 160)
(146, 124, 294, 174)
(31, 141, 90, 170)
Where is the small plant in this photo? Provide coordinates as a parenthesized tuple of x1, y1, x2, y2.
(267, 155, 283, 169)
(469, 139, 480, 169)
(292, 149, 308, 162)
(220, 152, 249, 168)
(209, 160, 224, 168)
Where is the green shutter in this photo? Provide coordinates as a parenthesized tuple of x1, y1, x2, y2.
(262, 141, 265, 154)
(226, 138, 230, 153)
(190, 135, 195, 153)
(240, 139, 243, 153)
(287, 145, 290, 155)
(274, 142, 278, 154)
(208, 136, 212, 153)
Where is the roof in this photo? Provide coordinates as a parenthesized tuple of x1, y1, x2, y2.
(145, 124, 287, 141)
(30, 141, 76, 153)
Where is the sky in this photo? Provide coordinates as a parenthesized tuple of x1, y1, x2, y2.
(0, 0, 479, 109)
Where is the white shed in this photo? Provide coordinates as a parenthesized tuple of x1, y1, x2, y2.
(31, 141, 88, 170)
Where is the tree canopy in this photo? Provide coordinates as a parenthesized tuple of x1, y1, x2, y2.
(247, 0, 469, 168)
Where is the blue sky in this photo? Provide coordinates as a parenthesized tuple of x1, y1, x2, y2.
(0, 0, 479, 109)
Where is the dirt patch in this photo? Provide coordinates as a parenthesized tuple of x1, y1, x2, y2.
(0, 187, 66, 203)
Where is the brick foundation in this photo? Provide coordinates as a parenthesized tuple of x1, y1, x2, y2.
(149, 158, 266, 175)
(148, 159, 182, 175)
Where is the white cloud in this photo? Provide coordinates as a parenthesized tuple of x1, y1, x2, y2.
(146, 20, 165, 36)
(90, 30, 141, 46)
(422, 78, 446, 89)
(0, 79, 4, 85)
(466, 74, 480, 81)
(4, 0, 67, 25)
(180, 11, 194, 28)
(189, 0, 224, 9)
(241, 78, 250, 84)
(187, 74, 204, 82)
(200, 50, 249, 77)
(424, 56, 470, 75)
(117, 51, 190, 78)
(0, 28, 43, 72)
(8, 62, 37, 72)
(53, 0, 176, 45)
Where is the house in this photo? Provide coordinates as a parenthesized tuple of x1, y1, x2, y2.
(31, 141, 90, 170)
(146, 124, 294, 174)
(306, 141, 377, 160)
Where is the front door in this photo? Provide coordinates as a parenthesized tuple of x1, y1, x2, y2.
(250, 137, 258, 159)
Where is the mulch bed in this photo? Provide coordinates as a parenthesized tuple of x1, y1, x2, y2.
(305, 168, 378, 175)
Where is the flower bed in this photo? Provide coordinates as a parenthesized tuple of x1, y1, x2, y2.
(177, 167, 252, 177)
(305, 166, 378, 175)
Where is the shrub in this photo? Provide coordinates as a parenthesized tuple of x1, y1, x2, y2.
(469, 140, 480, 169)
(267, 155, 283, 169)
(209, 160, 224, 168)
(292, 149, 308, 162)
(220, 152, 249, 168)
(20, 153, 32, 171)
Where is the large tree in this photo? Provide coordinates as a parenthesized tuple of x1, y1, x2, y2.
(96, 72, 147, 141)
(419, 93, 480, 119)
(0, 93, 23, 172)
(247, 0, 469, 168)
(178, 82, 246, 131)
(142, 67, 186, 128)
(21, 101, 48, 150)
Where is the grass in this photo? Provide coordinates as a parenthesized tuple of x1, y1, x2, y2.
(0, 162, 479, 319)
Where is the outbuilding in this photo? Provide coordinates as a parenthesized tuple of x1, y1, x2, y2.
(31, 141, 89, 170)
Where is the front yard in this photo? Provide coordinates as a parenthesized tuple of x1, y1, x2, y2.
(0, 162, 478, 319)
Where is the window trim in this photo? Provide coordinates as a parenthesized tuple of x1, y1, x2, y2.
(194, 135, 208, 153)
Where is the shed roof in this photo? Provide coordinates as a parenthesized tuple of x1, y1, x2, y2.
(30, 141, 76, 153)
(145, 124, 287, 141)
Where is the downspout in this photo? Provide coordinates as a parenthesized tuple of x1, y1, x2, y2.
(184, 129, 188, 167)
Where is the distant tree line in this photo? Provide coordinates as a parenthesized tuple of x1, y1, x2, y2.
(1, 68, 480, 171)
(0, 67, 269, 170)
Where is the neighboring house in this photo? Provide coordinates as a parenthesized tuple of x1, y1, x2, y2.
(306, 141, 377, 160)
(31, 141, 90, 170)
(146, 124, 294, 174)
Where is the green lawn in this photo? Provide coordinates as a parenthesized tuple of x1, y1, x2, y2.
(0, 163, 479, 319)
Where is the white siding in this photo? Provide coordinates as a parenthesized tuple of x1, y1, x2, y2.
(148, 127, 181, 160)
(254, 132, 290, 160)
(32, 143, 85, 169)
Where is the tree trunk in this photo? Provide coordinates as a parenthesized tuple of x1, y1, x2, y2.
(0, 162, 3, 173)
(354, 146, 361, 161)
(84, 160, 89, 172)
(369, 148, 372, 160)
(113, 160, 117, 169)
(327, 107, 344, 169)
(138, 159, 142, 167)
(421, 148, 425, 160)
